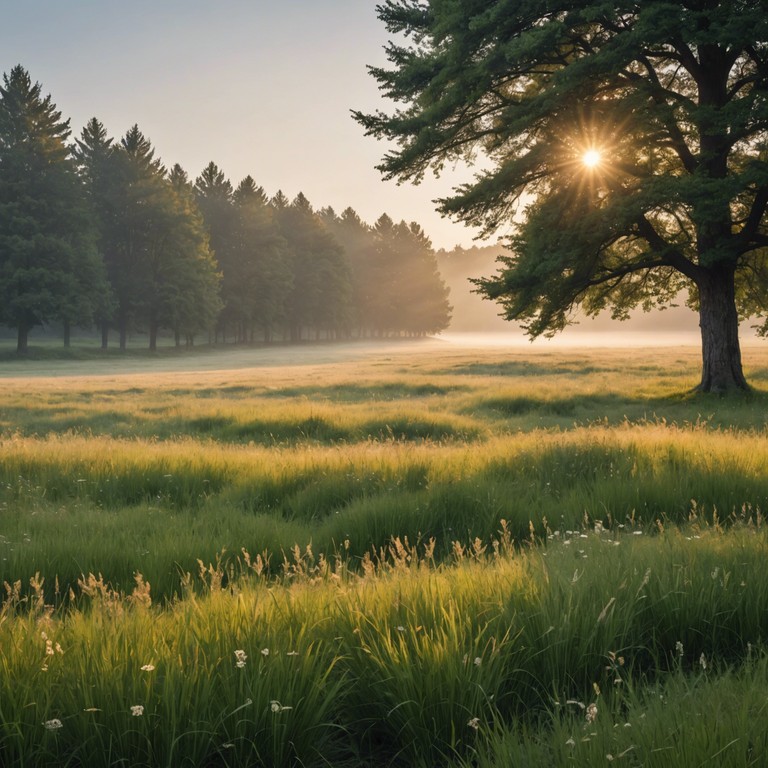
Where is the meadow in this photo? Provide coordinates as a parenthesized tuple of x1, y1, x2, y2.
(1, 337, 768, 766)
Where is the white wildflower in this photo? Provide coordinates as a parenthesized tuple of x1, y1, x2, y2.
(675, 641, 684, 657)
(699, 652, 707, 671)
(270, 700, 293, 713)
(286, 651, 299, 656)
(586, 703, 598, 723)
(260, 648, 270, 657)
(565, 737, 576, 748)
(234, 650, 247, 668)
(43, 718, 63, 730)
(395, 626, 405, 632)
(467, 717, 480, 731)
(45, 640, 54, 656)
(140, 664, 155, 672)
(474, 657, 482, 666)
(130, 705, 144, 717)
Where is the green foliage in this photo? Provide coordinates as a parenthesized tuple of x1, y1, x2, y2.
(0, 66, 107, 352)
(357, 1, 768, 390)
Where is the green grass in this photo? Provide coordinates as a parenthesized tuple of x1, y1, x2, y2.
(1, 342, 768, 765)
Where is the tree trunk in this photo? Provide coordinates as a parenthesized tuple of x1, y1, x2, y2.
(16, 323, 29, 354)
(119, 316, 128, 351)
(696, 267, 748, 392)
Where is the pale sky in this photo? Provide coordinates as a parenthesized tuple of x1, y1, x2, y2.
(0, 0, 486, 251)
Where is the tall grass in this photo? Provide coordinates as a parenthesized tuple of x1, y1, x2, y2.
(1, 344, 768, 765)
(2, 524, 768, 766)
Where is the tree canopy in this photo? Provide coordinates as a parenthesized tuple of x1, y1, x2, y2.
(356, 1, 768, 391)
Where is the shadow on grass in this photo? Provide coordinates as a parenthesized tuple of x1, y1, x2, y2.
(477, 388, 768, 430)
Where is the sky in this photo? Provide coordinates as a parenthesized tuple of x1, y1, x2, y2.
(0, 0, 487, 252)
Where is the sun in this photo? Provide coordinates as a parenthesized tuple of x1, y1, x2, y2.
(582, 148, 602, 169)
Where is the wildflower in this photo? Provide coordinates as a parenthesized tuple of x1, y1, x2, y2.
(474, 657, 482, 666)
(586, 703, 598, 723)
(260, 648, 270, 657)
(286, 651, 299, 657)
(565, 737, 576, 748)
(234, 650, 247, 668)
(395, 626, 405, 632)
(43, 718, 63, 730)
(45, 640, 54, 656)
(55, 643, 63, 655)
(130, 705, 144, 717)
(467, 717, 480, 731)
(675, 641, 684, 657)
(270, 700, 292, 713)
(699, 653, 707, 671)
(140, 664, 155, 672)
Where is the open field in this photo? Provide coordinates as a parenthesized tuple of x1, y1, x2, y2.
(2, 338, 768, 766)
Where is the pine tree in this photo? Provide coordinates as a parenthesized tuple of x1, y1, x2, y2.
(194, 162, 239, 341)
(0, 66, 106, 352)
(233, 176, 292, 343)
(356, 1, 768, 391)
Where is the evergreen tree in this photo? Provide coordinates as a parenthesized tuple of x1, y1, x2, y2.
(321, 206, 376, 336)
(194, 162, 239, 341)
(160, 164, 222, 347)
(392, 221, 452, 335)
(276, 193, 352, 341)
(0, 66, 106, 352)
(73, 117, 119, 347)
(356, 1, 768, 391)
(233, 176, 292, 342)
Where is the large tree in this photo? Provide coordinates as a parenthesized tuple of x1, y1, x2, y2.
(356, 1, 768, 392)
(0, 66, 106, 352)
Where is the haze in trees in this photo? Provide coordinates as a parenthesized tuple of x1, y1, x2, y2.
(0, 66, 107, 353)
(0, 65, 453, 350)
(355, 2, 768, 391)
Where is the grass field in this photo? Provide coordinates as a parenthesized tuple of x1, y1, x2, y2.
(1, 337, 768, 766)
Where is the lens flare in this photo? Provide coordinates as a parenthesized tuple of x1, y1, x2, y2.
(582, 149, 602, 168)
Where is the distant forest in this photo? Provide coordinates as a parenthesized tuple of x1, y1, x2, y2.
(0, 66, 454, 352)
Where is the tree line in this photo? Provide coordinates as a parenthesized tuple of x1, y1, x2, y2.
(0, 65, 452, 353)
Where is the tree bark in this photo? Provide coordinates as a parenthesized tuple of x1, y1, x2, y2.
(16, 323, 29, 354)
(696, 267, 748, 393)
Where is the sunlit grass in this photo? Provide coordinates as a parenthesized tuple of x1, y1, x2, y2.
(1, 342, 768, 765)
